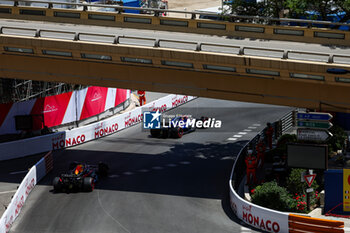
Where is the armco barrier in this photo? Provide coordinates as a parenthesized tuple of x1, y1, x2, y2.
(289, 214, 344, 233)
(0, 0, 349, 47)
(0, 151, 53, 233)
(0, 94, 195, 160)
(229, 112, 345, 233)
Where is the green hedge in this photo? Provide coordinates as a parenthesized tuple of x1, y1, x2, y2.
(251, 181, 296, 212)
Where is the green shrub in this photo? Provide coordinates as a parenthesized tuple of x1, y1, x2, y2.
(251, 181, 295, 211)
(328, 125, 347, 155)
(286, 168, 319, 195)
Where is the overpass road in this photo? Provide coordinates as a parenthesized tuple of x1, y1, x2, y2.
(5, 97, 292, 233)
(1, 18, 349, 57)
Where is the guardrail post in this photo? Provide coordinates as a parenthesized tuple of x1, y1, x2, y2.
(238, 47, 244, 55)
(113, 36, 120, 44)
(282, 50, 289, 59)
(83, 5, 88, 11)
(328, 54, 334, 63)
(154, 39, 160, 48)
(195, 43, 201, 51)
(35, 30, 40, 38)
(14, 1, 18, 6)
(48, 3, 53, 9)
(74, 33, 79, 41)
(191, 13, 196, 20)
(154, 11, 159, 17)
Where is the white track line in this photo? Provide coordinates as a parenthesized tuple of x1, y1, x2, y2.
(227, 138, 237, 141)
(9, 170, 28, 175)
(0, 190, 17, 195)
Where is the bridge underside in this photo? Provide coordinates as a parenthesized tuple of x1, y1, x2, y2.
(1, 35, 350, 112)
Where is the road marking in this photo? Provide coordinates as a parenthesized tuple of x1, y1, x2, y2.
(248, 126, 257, 129)
(243, 129, 252, 132)
(238, 132, 247, 135)
(233, 135, 243, 138)
(123, 172, 134, 175)
(9, 170, 28, 175)
(179, 161, 190, 165)
(253, 124, 261, 126)
(108, 175, 119, 178)
(138, 169, 149, 172)
(166, 164, 177, 167)
(152, 166, 163, 170)
(227, 138, 237, 141)
(240, 226, 251, 232)
(0, 190, 17, 195)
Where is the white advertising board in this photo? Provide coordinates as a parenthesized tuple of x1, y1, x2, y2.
(229, 186, 289, 233)
(0, 166, 37, 233)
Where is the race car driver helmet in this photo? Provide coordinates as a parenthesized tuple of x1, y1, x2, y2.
(75, 164, 84, 175)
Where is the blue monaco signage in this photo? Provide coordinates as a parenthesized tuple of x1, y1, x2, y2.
(297, 112, 333, 121)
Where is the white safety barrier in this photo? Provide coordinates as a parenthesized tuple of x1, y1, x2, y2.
(229, 143, 289, 232)
(0, 151, 54, 233)
(0, 94, 195, 160)
(0, 166, 36, 233)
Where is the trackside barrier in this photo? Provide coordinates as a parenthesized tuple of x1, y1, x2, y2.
(0, 94, 195, 160)
(289, 214, 344, 233)
(229, 111, 345, 232)
(0, 0, 349, 46)
(0, 151, 53, 233)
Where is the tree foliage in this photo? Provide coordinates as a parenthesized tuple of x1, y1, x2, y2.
(227, 0, 350, 22)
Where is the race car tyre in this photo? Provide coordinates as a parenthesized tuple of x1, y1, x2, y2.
(161, 129, 169, 138)
(83, 177, 94, 192)
(176, 128, 184, 138)
(150, 129, 160, 138)
(98, 162, 109, 177)
(53, 177, 62, 193)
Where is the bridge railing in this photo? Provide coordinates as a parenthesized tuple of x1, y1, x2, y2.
(0, 0, 349, 47)
(0, 0, 349, 28)
(1, 25, 350, 65)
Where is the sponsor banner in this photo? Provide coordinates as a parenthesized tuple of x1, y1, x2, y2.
(229, 187, 289, 233)
(80, 87, 108, 121)
(0, 99, 36, 135)
(344, 169, 350, 212)
(31, 91, 72, 129)
(0, 94, 195, 160)
(0, 87, 129, 134)
(0, 166, 36, 233)
(0, 103, 12, 128)
(115, 89, 128, 107)
(51, 94, 194, 150)
(104, 88, 117, 111)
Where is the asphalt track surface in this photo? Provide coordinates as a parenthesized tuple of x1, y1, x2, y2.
(7, 97, 292, 233)
(0, 18, 349, 60)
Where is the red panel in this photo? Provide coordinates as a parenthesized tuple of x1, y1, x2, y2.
(0, 102, 13, 127)
(115, 89, 127, 107)
(80, 87, 108, 120)
(31, 92, 72, 129)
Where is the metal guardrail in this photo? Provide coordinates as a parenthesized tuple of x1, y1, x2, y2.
(0, 0, 349, 29)
(0, 0, 349, 47)
(1, 26, 350, 65)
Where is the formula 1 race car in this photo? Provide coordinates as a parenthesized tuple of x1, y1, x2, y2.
(52, 162, 109, 193)
(150, 116, 208, 138)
